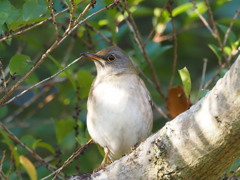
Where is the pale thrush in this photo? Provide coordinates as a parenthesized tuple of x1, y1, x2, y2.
(81, 46, 153, 163)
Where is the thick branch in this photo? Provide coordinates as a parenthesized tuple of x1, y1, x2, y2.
(70, 54, 240, 180)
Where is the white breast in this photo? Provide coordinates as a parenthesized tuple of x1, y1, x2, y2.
(87, 74, 153, 160)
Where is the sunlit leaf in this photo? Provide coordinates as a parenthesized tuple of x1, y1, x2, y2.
(32, 139, 55, 154)
(19, 155, 37, 180)
(178, 67, 191, 98)
(9, 54, 33, 75)
(76, 70, 94, 98)
(173, 3, 192, 17)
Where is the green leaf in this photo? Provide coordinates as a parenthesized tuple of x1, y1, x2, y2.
(208, 44, 221, 61)
(178, 67, 192, 97)
(9, 54, 33, 75)
(76, 70, 94, 98)
(32, 139, 55, 154)
(55, 118, 74, 144)
(76, 136, 88, 146)
(0, 130, 20, 168)
(19, 155, 37, 180)
(22, 0, 47, 21)
(0, 0, 12, 26)
(172, 3, 192, 17)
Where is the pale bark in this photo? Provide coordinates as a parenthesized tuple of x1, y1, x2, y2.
(70, 55, 240, 180)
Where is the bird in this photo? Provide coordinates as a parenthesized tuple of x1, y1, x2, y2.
(81, 46, 153, 164)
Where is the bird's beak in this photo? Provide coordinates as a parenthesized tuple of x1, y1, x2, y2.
(80, 52, 106, 62)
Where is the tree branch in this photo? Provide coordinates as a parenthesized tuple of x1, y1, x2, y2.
(70, 54, 240, 179)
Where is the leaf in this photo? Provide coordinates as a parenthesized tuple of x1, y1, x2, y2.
(76, 136, 88, 146)
(208, 44, 221, 62)
(55, 118, 74, 144)
(167, 86, 191, 118)
(19, 155, 37, 180)
(9, 54, 33, 75)
(172, 3, 192, 17)
(0, 130, 20, 168)
(0, 0, 12, 26)
(32, 139, 55, 154)
(22, 0, 47, 21)
(76, 70, 94, 98)
(178, 67, 191, 98)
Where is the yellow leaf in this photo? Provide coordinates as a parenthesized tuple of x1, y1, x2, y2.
(19, 155, 37, 180)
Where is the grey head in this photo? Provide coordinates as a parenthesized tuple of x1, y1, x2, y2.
(81, 46, 136, 76)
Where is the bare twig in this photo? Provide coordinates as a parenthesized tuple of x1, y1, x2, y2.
(0, 8, 68, 43)
(223, 8, 240, 47)
(200, 58, 208, 91)
(41, 139, 94, 180)
(196, 58, 208, 101)
(68, 0, 76, 29)
(0, 1, 117, 106)
(168, 1, 178, 88)
(0, 150, 7, 180)
(0, 122, 63, 178)
(118, 1, 166, 104)
(191, 0, 214, 36)
(4, 86, 52, 123)
(0, 59, 7, 92)
(144, 0, 170, 46)
(2, 56, 83, 106)
(48, 0, 59, 38)
(204, 0, 227, 64)
(85, 22, 112, 44)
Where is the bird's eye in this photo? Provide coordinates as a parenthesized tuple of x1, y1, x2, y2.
(107, 54, 116, 62)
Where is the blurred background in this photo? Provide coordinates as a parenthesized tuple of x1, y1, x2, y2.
(0, 0, 239, 179)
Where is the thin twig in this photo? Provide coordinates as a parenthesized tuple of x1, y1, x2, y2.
(144, 0, 170, 46)
(199, 58, 208, 91)
(0, 122, 63, 178)
(223, 8, 240, 47)
(48, 0, 59, 38)
(0, 59, 7, 92)
(168, 1, 178, 88)
(204, 64, 225, 89)
(0, 1, 117, 106)
(41, 139, 94, 180)
(4, 86, 52, 123)
(85, 22, 112, 44)
(0, 8, 68, 43)
(0, 150, 7, 180)
(204, 0, 226, 64)
(68, 0, 76, 29)
(191, 0, 214, 36)
(2, 57, 83, 106)
(118, 1, 166, 104)
(196, 58, 208, 101)
(153, 103, 169, 120)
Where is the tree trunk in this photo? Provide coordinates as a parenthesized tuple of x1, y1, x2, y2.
(70, 55, 240, 180)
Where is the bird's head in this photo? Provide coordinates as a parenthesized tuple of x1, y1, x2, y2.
(81, 46, 136, 76)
